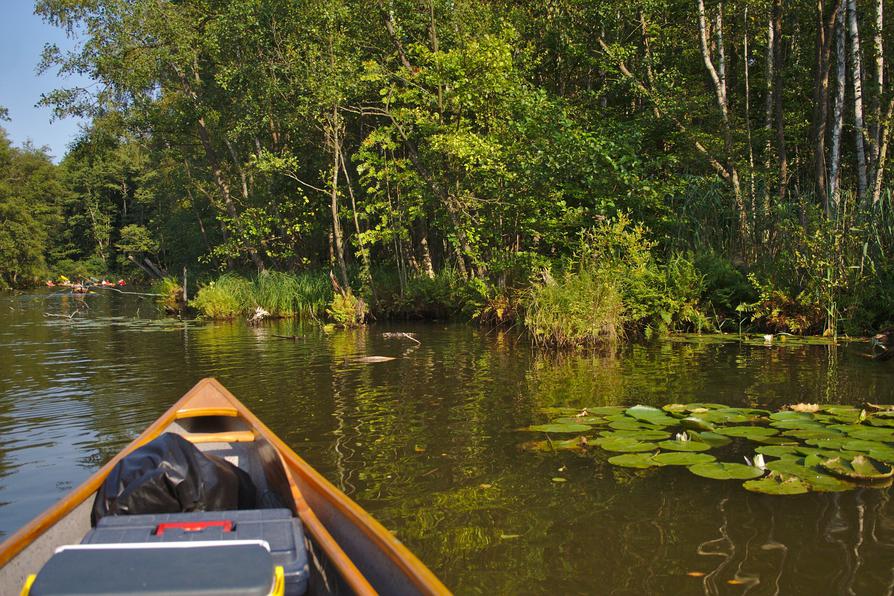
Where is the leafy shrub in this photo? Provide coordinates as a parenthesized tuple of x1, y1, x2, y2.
(374, 268, 487, 319)
(52, 256, 108, 281)
(327, 291, 367, 327)
(578, 214, 706, 335)
(742, 274, 825, 334)
(693, 251, 755, 314)
(151, 277, 184, 313)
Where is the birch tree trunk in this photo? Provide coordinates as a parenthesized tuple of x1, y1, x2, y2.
(744, 6, 756, 213)
(328, 107, 349, 288)
(773, 0, 789, 202)
(640, 11, 661, 119)
(872, 97, 894, 205)
(763, 4, 775, 216)
(812, 0, 841, 202)
(847, 0, 869, 199)
(697, 0, 746, 251)
(869, 0, 884, 181)
(829, 7, 846, 211)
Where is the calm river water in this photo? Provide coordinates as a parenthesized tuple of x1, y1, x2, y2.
(2, 290, 894, 594)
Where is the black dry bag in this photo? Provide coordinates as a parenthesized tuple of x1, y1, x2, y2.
(91, 432, 256, 525)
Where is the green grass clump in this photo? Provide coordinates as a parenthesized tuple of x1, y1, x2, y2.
(191, 270, 332, 320)
(524, 269, 624, 348)
(191, 273, 254, 319)
(150, 277, 184, 313)
(253, 271, 297, 317)
(253, 270, 330, 318)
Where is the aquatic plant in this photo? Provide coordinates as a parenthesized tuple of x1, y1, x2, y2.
(327, 291, 367, 328)
(190, 273, 254, 319)
(520, 401, 894, 495)
(150, 277, 184, 313)
(254, 270, 330, 318)
(523, 268, 624, 348)
(190, 271, 332, 320)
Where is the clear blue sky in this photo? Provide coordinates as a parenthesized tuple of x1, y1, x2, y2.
(0, 2, 91, 162)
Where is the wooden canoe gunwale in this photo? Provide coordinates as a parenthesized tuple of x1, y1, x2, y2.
(0, 377, 450, 595)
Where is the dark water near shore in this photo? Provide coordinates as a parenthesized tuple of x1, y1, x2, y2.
(2, 290, 894, 594)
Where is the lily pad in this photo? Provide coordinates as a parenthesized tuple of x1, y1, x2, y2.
(842, 439, 891, 453)
(781, 428, 843, 440)
(680, 417, 715, 432)
(846, 427, 894, 442)
(688, 462, 765, 480)
(607, 453, 658, 469)
(765, 457, 806, 473)
(770, 419, 825, 430)
(755, 445, 801, 458)
(608, 418, 664, 431)
(693, 431, 733, 447)
(625, 405, 679, 427)
(520, 437, 589, 453)
(826, 424, 865, 435)
(662, 404, 689, 414)
(714, 426, 779, 439)
(651, 452, 716, 466)
(804, 437, 849, 450)
(538, 407, 580, 416)
(795, 447, 863, 460)
(820, 455, 894, 482)
(764, 458, 856, 492)
(699, 410, 752, 424)
(586, 406, 628, 416)
(743, 474, 810, 495)
(594, 437, 657, 453)
(553, 416, 606, 425)
(805, 474, 859, 492)
(822, 406, 862, 423)
(770, 411, 815, 421)
(868, 448, 894, 464)
(598, 429, 671, 441)
(751, 436, 799, 446)
(523, 423, 592, 433)
(656, 439, 711, 452)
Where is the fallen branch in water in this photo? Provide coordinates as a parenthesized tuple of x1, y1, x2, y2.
(44, 309, 84, 319)
(382, 332, 420, 344)
(93, 286, 165, 297)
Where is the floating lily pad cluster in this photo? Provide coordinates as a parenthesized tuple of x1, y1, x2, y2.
(520, 402, 894, 494)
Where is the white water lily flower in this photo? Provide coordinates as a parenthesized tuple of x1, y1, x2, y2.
(744, 453, 766, 470)
(675, 432, 690, 442)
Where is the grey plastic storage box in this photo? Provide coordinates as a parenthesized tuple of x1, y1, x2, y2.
(28, 543, 275, 596)
(81, 508, 309, 595)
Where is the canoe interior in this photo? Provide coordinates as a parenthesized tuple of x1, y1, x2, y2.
(0, 378, 449, 596)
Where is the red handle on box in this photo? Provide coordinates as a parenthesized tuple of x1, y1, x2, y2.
(155, 520, 233, 536)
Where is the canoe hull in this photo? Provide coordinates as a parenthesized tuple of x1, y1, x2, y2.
(0, 378, 449, 595)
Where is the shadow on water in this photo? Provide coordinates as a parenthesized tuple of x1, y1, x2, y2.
(1, 290, 893, 593)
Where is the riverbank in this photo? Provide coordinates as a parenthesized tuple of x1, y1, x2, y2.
(163, 215, 891, 346)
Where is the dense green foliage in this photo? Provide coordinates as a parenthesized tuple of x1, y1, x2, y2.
(5, 0, 894, 340)
(0, 130, 63, 288)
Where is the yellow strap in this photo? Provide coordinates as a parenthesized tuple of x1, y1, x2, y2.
(270, 565, 285, 596)
(20, 574, 36, 596)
